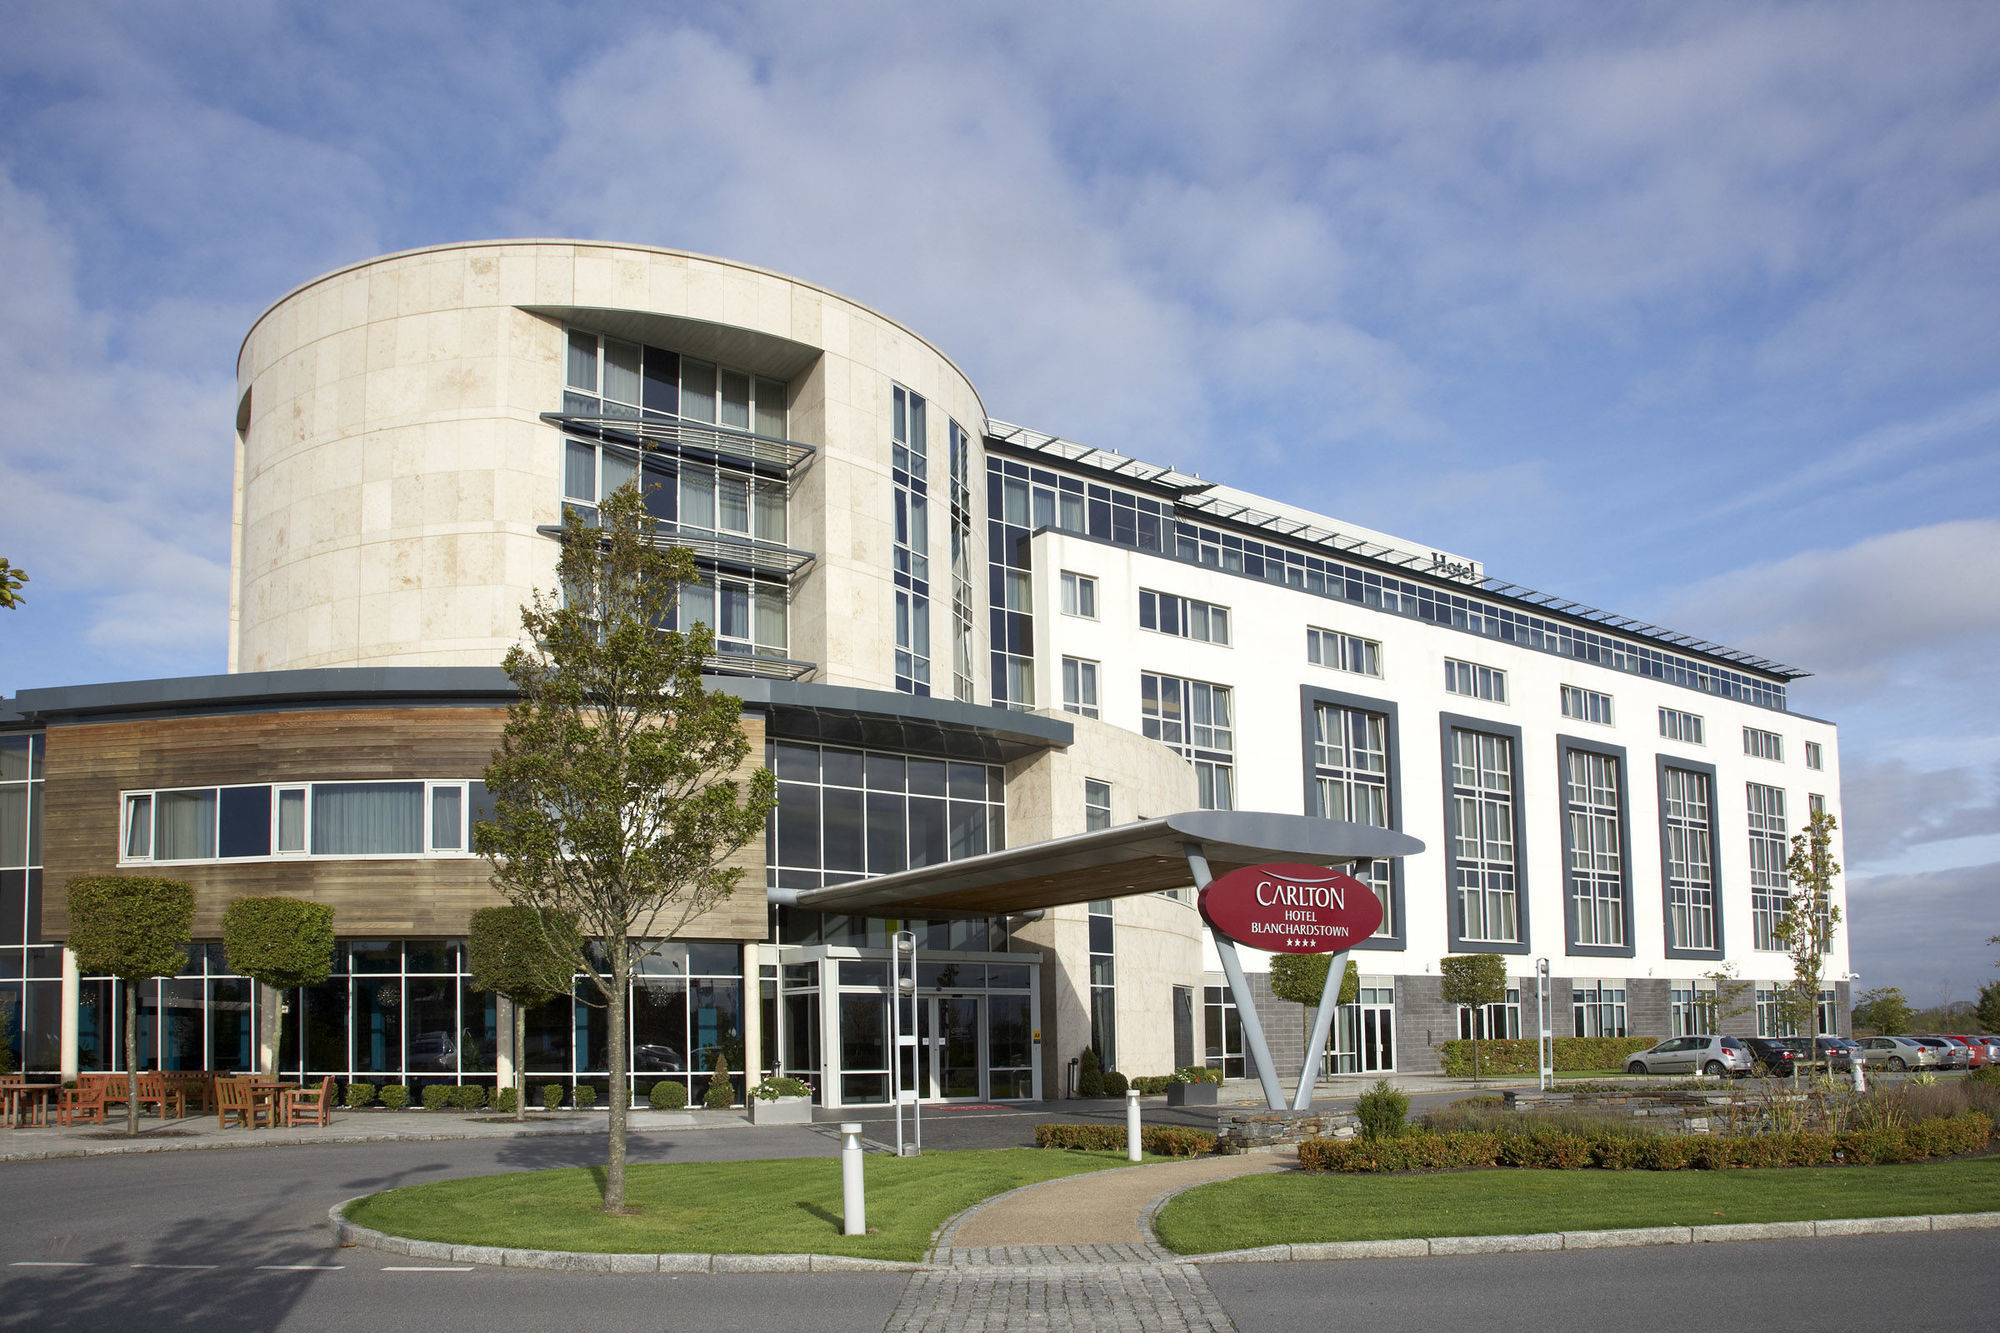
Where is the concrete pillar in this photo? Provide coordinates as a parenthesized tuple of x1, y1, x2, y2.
(741, 943, 762, 1085)
(257, 982, 282, 1074)
(60, 947, 80, 1081)
(495, 995, 516, 1087)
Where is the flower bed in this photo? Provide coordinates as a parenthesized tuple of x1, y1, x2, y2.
(1296, 1111, 1991, 1172)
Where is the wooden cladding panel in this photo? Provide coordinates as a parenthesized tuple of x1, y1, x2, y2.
(40, 707, 768, 943)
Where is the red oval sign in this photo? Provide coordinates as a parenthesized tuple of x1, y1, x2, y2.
(1199, 863, 1384, 953)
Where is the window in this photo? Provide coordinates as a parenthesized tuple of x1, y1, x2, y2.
(1809, 793, 1826, 816)
(1572, 981, 1627, 1038)
(1748, 782, 1789, 950)
(1204, 984, 1245, 1079)
(1060, 571, 1097, 619)
(1444, 658, 1507, 703)
(1744, 727, 1784, 762)
(1755, 986, 1796, 1038)
(1141, 673, 1234, 809)
(1458, 986, 1521, 1040)
(1670, 982, 1717, 1037)
(1818, 988, 1838, 1037)
(1061, 657, 1100, 719)
(1564, 749, 1625, 948)
(119, 782, 484, 863)
(1659, 708, 1705, 745)
(1560, 686, 1613, 726)
(892, 385, 931, 696)
(1088, 900, 1115, 1068)
(1311, 701, 1395, 937)
(1449, 728, 1519, 944)
(948, 420, 975, 704)
(1084, 780, 1112, 833)
(1139, 589, 1230, 645)
(563, 331, 786, 437)
(1662, 767, 1717, 951)
(767, 743, 1006, 891)
(1307, 628, 1381, 677)
(675, 571, 789, 660)
(1805, 741, 1823, 771)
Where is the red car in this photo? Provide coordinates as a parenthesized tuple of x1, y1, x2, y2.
(1940, 1036, 1990, 1069)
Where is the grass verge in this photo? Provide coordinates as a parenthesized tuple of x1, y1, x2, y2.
(344, 1148, 1155, 1262)
(1154, 1154, 2000, 1254)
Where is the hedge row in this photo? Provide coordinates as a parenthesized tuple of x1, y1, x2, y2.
(1034, 1123, 1219, 1157)
(1296, 1112, 1992, 1172)
(1434, 1036, 1657, 1077)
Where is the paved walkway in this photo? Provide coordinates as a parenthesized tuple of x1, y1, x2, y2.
(944, 1150, 1288, 1254)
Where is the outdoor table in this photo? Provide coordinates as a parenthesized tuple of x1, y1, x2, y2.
(246, 1081, 298, 1128)
(2, 1082, 60, 1128)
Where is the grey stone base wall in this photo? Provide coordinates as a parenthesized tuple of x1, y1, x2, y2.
(1395, 975, 1451, 1074)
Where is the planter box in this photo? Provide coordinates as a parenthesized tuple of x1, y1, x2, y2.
(751, 1095, 813, 1125)
(1166, 1082, 1218, 1107)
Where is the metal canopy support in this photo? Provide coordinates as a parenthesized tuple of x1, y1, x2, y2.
(1185, 841, 1287, 1111)
(892, 930, 921, 1155)
(1292, 948, 1352, 1111)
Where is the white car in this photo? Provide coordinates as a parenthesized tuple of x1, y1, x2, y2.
(1625, 1035, 1751, 1077)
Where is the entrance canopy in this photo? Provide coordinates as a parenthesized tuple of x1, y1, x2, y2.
(774, 810, 1423, 918)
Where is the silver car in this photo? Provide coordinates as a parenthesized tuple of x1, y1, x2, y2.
(1625, 1035, 1752, 1077)
(1911, 1036, 1969, 1070)
(1857, 1035, 1937, 1072)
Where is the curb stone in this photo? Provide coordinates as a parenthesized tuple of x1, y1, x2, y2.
(1693, 1221, 1814, 1243)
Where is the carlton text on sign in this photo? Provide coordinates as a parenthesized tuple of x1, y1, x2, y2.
(1198, 862, 1384, 954)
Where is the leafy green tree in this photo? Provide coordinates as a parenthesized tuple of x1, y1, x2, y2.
(221, 896, 335, 1074)
(476, 482, 776, 1214)
(1775, 810, 1842, 1051)
(1976, 981, 2000, 1034)
(66, 876, 195, 1134)
(1694, 963, 1755, 1035)
(1439, 952, 1507, 1084)
(0, 557, 26, 609)
(468, 905, 580, 1122)
(1269, 954, 1360, 1007)
(1853, 985, 1914, 1036)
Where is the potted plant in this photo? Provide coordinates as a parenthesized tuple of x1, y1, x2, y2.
(749, 1075, 814, 1125)
(1165, 1065, 1222, 1107)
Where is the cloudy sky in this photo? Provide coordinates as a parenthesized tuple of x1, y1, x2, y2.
(2, 1, 1996, 1001)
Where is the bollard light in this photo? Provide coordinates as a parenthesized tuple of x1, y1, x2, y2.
(1126, 1088, 1142, 1162)
(840, 1121, 867, 1236)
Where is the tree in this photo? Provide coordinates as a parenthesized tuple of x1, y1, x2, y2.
(468, 905, 580, 1122)
(1775, 809, 1842, 1055)
(0, 557, 25, 610)
(66, 876, 195, 1135)
(1694, 963, 1755, 1035)
(1853, 986, 1914, 1036)
(1976, 981, 2000, 1034)
(221, 896, 336, 1074)
(476, 481, 776, 1214)
(1269, 954, 1360, 1008)
(1439, 952, 1507, 1084)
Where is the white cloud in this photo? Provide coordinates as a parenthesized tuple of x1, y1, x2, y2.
(1847, 862, 2000, 1006)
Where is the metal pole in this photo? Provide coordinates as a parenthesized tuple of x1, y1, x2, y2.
(1536, 957, 1553, 1093)
(840, 1122, 866, 1235)
(1292, 949, 1351, 1111)
(894, 930, 920, 1156)
(1126, 1088, 1142, 1162)
(890, 942, 903, 1159)
(1185, 841, 1287, 1111)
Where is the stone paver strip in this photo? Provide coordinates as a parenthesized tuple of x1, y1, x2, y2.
(945, 1151, 1285, 1250)
(885, 1263, 1233, 1333)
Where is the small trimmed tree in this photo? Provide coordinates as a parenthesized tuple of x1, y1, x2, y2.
(1272, 954, 1360, 1071)
(1439, 952, 1507, 1085)
(468, 905, 579, 1122)
(1775, 809, 1842, 1057)
(221, 897, 336, 1075)
(67, 876, 195, 1135)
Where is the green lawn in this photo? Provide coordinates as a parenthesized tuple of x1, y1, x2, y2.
(1154, 1155, 2000, 1254)
(344, 1149, 1154, 1262)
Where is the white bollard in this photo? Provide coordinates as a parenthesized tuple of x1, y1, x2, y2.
(1852, 1058, 1866, 1094)
(840, 1122, 867, 1236)
(1126, 1088, 1142, 1162)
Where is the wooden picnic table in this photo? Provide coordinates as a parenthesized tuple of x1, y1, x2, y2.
(1, 1081, 60, 1128)
(245, 1080, 299, 1128)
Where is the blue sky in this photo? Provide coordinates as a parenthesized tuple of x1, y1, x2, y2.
(2, 1, 1996, 1002)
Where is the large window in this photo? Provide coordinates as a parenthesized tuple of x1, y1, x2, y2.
(1139, 589, 1230, 645)
(1444, 658, 1507, 703)
(948, 420, 976, 704)
(1449, 727, 1520, 944)
(892, 385, 931, 696)
(1062, 657, 1100, 719)
(1748, 782, 1788, 950)
(1, 734, 48, 1072)
(564, 331, 786, 437)
(1572, 981, 1627, 1038)
(1670, 982, 1716, 1037)
(1311, 700, 1395, 938)
(1088, 900, 1115, 1069)
(562, 440, 787, 545)
(1663, 767, 1717, 952)
(1458, 986, 1521, 1040)
(1755, 986, 1796, 1038)
(767, 742, 1005, 891)
(1141, 673, 1234, 809)
(1203, 984, 1244, 1079)
(1563, 748, 1626, 949)
(120, 781, 486, 864)
(1307, 628, 1380, 677)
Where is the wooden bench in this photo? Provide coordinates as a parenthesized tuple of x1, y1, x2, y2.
(282, 1076, 335, 1129)
(213, 1077, 271, 1130)
(56, 1081, 107, 1126)
(137, 1072, 186, 1120)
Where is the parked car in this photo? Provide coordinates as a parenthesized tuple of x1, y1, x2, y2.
(1814, 1036, 1863, 1071)
(1911, 1037, 1969, 1070)
(1939, 1036, 1990, 1069)
(408, 1030, 457, 1072)
(1856, 1035, 1936, 1072)
(1624, 1035, 1751, 1077)
(632, 1043, 687, 1072)
(1743, 1037, 1800, 1078)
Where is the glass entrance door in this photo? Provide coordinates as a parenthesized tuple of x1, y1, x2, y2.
(919, 995, 983, 1100)
(1327, 985, 1396, 1074)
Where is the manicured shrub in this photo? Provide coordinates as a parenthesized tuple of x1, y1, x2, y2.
(450, 1084, 486, 1110)
(1433, 1036, 1658, 1077)
(494, 1086, 518, 1114)
(422, 1084, 452, 1111)
(1033, 1123, 1218, 1156)
(703, 1050, 733, 1109)
(1077, 1048, 1106, 1098)
(541, 1083, 563, 1111)
(1173, 1066, 1223, 1085)
(574, 1084, 598, 1110)
(344, 1082, 377, 1110)
(379, 1084, 410, 1111)
(650, 1079, 689, 1110)
(751, 1075, 812, 1101)
(1130, 1076, 1173, 1095)
(1103, 1071, 1129, 1098)
(1354, 1079, 1409, 1140)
